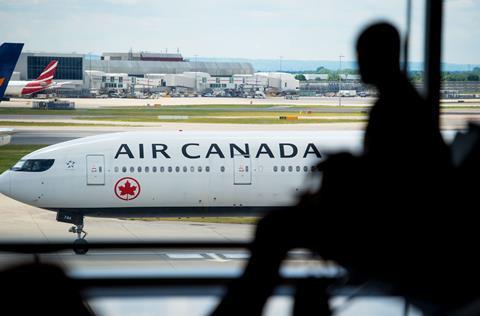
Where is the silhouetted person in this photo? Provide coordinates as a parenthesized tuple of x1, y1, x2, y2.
(0, 262, 93, 315)
(359, 23, 449, 167)
(211, 23, 469, 316)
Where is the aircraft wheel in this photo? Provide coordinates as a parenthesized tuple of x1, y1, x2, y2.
(73, 238, 89, 255)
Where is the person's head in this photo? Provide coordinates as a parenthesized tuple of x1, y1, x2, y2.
(356, 22, 401, 86)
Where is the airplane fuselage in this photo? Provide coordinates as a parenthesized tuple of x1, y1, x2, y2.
(5, 80, 52, 96)
(0, 131, 362, 217)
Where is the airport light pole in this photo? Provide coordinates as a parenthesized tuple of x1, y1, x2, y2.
(338, 54, 344, 106)
(194, 54, 198, 93)
(88, 52, 92, 96)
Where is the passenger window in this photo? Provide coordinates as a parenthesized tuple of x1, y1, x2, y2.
(190, 166, 194, 172)
(175, 166, 180, 172)
(296, 166, 300, 172)
(130, 167, 134, 173)
(281, 166, 285, 172)
(206, 166, 210, 172)
(122, 167, 127, 173)
(198, 166, 202, 172)
(152, 166, 157, 172)
(99, 166, 103, 172)
(288, 166, 293, 172)
(168, 166, 172, 173)
(161, 166, 165, 173)
(303, 166, 308, 172)
(145, 166, 149, 173)
(183, 166, 187, 172)
(138, 166, 142, 172)
(273, 166, 278, 172)
(114, 167, 119, 172)
(220, 166, 225, 172)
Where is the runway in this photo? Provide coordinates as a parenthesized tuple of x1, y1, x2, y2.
(8, 125, 367, 145)
(0, 192, 255, 277)
(0, 192, 332, 286)
(0, 194, 422, 316)
(0, 194, 253, 242)
(10, 128, 117, 144)
(2, 107, 479, 143)
(4, 96, 378, 108)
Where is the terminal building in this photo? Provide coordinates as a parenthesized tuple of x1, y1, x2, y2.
(84, 70, 300, 96)
(13, 51, 262, 96)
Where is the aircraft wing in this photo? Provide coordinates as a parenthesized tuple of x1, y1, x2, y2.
(49, 81, 73, 89)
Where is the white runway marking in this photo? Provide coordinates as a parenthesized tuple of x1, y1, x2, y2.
(165, 253, 205, 260)
(221, 253, 249, 260)
(205, 253, 229, 262)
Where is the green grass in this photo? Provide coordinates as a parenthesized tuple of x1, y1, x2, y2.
(0, 105, 367, 127)
(126, 217, 259, 224)
(0, 106, 367, 117)
(0, 144, 47, 173)
(151, 104, 276, 109)
(441, 105, 480, 109)
(0, 106, 277, 116)
(79, 116, 366, 124)
(79, 111, 365, 118)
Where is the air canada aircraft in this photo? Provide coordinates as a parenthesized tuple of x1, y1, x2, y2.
(0, 131, 362, 254)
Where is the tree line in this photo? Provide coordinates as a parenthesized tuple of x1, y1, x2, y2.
(294, 66, 480, 82)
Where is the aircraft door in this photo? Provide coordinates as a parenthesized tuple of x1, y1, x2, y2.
(86, 154, 105, 185)
(233, 155, 251, 185)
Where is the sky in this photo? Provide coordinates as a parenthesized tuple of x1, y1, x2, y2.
(0, 0, 478, 64)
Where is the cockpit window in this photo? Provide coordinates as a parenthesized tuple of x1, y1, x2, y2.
(11, 159, 55, 172)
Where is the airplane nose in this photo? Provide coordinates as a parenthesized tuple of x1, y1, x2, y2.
(0, 171, 10, 196)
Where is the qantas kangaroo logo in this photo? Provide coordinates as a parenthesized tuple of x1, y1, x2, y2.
(114, 177, 141, 201)
(21, 60, 58, 95)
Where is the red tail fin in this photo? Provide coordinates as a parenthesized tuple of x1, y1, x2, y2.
(36, 60, 58, 82)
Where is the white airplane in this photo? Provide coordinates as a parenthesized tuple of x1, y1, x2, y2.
(0, 130, 363, 253)
(0, 128, 14, 146)
(5, 60, 68, 97)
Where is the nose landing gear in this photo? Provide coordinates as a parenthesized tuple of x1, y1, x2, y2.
(56, 211, 89, 255)
(69, 224, 89, 255)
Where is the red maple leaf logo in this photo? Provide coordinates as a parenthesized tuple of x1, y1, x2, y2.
(115, 177, 141, 201)
(119, 180, 137, 196)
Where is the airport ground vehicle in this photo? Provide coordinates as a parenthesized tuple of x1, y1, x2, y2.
(254, 91, 266, 99)
(285, 94, 300, 100)
(337, 90, 357, 97)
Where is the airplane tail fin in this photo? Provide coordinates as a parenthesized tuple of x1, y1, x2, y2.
(36, 60, 58, 83)
(0, 43, 24, 101)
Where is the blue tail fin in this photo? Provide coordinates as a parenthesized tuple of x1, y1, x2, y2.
(0, 43, 24, 101)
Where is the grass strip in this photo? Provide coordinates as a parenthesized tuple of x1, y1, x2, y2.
(0, 144, 47, 173)
(125, 217, 259, 224)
